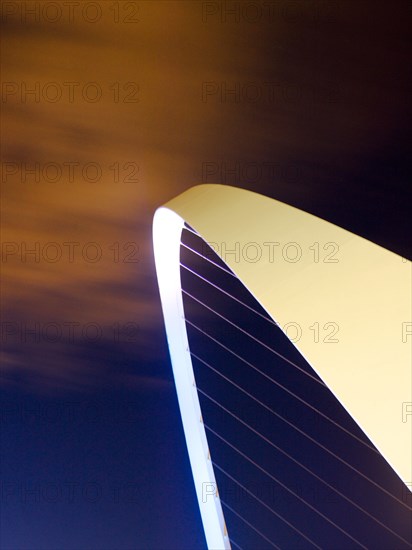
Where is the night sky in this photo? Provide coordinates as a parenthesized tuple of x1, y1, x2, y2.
(1, 1, 411, 549)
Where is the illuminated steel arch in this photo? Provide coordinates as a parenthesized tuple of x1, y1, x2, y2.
(153, 184, 411, 549)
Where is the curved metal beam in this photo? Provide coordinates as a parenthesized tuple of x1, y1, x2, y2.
(153, 184, 411, 548)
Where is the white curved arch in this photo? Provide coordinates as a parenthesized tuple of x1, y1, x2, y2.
(153, 184, 411, 549)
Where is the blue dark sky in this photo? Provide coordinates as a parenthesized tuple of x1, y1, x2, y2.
(1, 1, 411, 549)
(1, 379, 206, 549)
